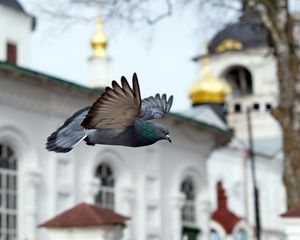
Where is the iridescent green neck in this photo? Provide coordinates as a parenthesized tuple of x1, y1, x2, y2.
(140, 122, 157, 141)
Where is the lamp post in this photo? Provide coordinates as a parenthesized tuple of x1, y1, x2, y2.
(246, 106, 261, 240)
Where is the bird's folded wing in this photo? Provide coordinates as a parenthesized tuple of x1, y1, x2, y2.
(141, 94, 173, 121)
(81, 74, 141, 129)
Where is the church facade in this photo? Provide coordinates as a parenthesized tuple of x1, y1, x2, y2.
(0, 1, 233, 240)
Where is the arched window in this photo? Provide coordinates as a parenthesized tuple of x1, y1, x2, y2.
(224, 67, 253, 97)
(181, 178, 200, 240)
(235, 229, 248, 240)
(0, 143, 17, 239)
(95, 163, 114, 209)
(181, 178, 196, 225)
(210, 229, 221, 240)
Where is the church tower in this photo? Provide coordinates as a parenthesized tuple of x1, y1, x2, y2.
(0, 0, 35, 67)
(88, 17, 110, 88)
(190, 7, 288, 240)
(193, 8, 281, 143)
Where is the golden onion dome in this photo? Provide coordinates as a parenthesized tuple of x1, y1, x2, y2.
(91, 17, 109, 58)
(189, 57, 231, 105)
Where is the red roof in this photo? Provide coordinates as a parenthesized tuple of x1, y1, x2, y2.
(281, 203, 300, 218)
(39, 203, 129, 228)
(211, 182, 241, 234)
(212, 209, 241, 234)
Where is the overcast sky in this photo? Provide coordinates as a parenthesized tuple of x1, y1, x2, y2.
(18, 0, 300, 111)
(16, 0, 226, 111)
(19, 0, 300, 111)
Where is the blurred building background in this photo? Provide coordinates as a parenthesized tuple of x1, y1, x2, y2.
(0, 1, 300, 240)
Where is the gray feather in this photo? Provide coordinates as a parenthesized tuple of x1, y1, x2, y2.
(141, 94, 173, 121)
(46, 107, 89, 153)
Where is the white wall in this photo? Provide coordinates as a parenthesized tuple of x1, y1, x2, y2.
(282, 218, 300, 240)
(47, 226, 124, 240)
(0, 70, 93, 240)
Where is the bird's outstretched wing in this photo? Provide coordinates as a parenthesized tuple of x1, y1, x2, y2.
(81, 73, 141, 129)
(141, 94, 173, 121)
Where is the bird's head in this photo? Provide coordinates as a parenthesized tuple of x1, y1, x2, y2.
(153, 123, 172, 143)
(139, 121, 172, 145)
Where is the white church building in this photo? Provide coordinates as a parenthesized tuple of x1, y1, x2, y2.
(0, 1, 297, 240)
(0, 1, 232, 240)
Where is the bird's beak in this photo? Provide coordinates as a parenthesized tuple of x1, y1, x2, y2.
(166, 135, 172, 143)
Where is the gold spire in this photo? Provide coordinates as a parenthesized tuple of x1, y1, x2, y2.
(91, 17, 109, 58)
(189, 57, 231, 105)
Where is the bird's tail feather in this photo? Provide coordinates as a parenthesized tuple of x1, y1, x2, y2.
(46, 107, 90, 153)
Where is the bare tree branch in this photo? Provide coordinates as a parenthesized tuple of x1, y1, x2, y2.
(38, 0, 240, 28)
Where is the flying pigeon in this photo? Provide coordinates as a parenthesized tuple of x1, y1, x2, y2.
(46, 73, 173, 153)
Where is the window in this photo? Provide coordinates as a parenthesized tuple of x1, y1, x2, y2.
(235, 229, 248, 240)
(95, 163, 114, 209)
(234, 103, 242, 113)
(266, 103, 272, 111)
(181, 178, 196, 225)
(210, 229, 221, 240)
(6, 43, 17, 65)
(224, 67, 253, 97)
(253, 103, 260, 111)
(0, 143, 17, 239)
(182, 228, 200, 240)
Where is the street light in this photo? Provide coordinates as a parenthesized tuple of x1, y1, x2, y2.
(246, 106, 261, 240)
